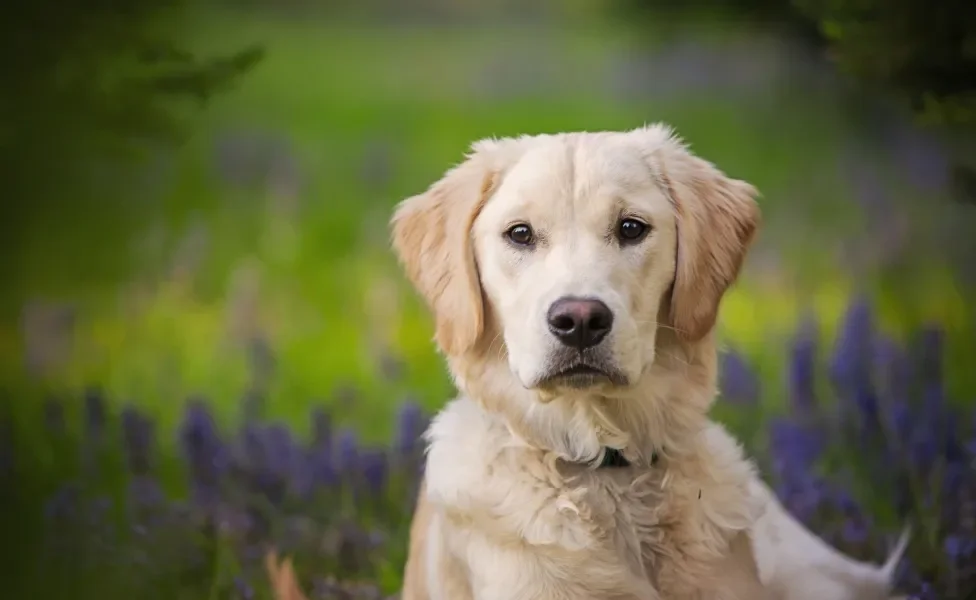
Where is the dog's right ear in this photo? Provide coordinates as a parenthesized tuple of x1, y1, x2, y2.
(390, 140, 512, 356)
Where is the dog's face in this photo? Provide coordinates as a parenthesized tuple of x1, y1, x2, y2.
(392, 125, 759, 399)
(471, 135, 678, 392)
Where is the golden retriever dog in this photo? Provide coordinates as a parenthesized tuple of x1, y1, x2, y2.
(390, 125, 909, 600)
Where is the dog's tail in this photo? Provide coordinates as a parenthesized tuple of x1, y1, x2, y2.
(881, 523, 912, 583)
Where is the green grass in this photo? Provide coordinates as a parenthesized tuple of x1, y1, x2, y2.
(5, 9, 973, 444)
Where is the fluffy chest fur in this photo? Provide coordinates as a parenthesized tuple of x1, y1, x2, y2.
(423, 397, 764, 600)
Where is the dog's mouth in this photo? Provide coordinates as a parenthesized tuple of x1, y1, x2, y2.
(537, 360, 629, 390)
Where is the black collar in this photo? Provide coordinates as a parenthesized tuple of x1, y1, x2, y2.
(599, 447, 631, 468)
(596, 447, 661, 469)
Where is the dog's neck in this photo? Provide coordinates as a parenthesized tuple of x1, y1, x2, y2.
(450, 327, 719, 468)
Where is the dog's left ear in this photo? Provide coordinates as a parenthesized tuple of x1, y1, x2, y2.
(634, 125, 761, 342)
(390, 140, 513, 356)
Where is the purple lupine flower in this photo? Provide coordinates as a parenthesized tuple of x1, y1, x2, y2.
(268, 422, 301, 501)
(851, 385, 881, 428)
(966, 432, 976, 459)
(718, 349, 759, 405)
(311, 406, 333, 447)
(234, 576, 255, 600)
(125, 475, 165, 527)
(240, 423, 281, 503)
(360, 449, 389, 494)
(179, 399, 229, 507)
(336, 428, 360, 475)
(829, 298, 875, 393)
(393, 399, 426, 455)
(81, 495, 121, 567)
(214, 503, 255, 539)
(768, 417, 825, 472)
(127, 475, 164, 508)
(291, 448, 316, 500)
(309, 443, 336, 490)
(909, 582, 938, 600)
(944, 534, 976, 564)
(840, 518, 869, 544)
(265, 423, 297, 474)
(943, 460, 969, 499)
(874, 335, 910, 410)
(788, 317, 818, 414)
(44, 483, 81, 523)
(887, 122, 950, 193)
(121, 405, 154, 475)
(84, 387, 108, 441)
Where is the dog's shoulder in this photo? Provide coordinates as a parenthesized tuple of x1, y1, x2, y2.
(424, 396, 507, 501)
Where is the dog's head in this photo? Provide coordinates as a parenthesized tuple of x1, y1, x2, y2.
(392, 126, 758, 410)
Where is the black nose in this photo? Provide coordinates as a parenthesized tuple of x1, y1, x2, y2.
(546, 296, 614, 350)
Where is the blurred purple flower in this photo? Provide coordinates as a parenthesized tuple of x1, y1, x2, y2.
(309, 443, 336, 489)
(840, 518, 869, 544)
(214, 503, 255, 539)
(829, 298, 875, 393)
(44, 484, 81, 523)
(127, 476, 164, 509)
(966, 435, 976, 458)
(769, 417, 825, 472)
(944, 534, 976, 563)
(125, 475, 166, 529)
(121, 405, 154, 475)
(718, 350, 759, 405)
(234, 576, 255, 600)
(393, 399, 426, 455)
(875, 336, 911, 413)
(887, 123, 950, 192)
(336, 428, 359, 473)
(240, 424, 287, 503)
(84, 387, 107, 441)
(360, 449, 389, 494)
(311, 405, 333, 448)
(788, 318, 818, 414)
(848, 164, 890, 217)
(179, 399, 229, 507)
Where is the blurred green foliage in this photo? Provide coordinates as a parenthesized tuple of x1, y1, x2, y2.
(620, 0, 976, 129)
(1, 0, 262, 305)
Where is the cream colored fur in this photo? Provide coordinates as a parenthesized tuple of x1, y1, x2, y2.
(392, 126, 908, 600)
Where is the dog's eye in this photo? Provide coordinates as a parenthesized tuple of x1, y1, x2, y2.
(505, 223, 535, 246)
(617, 218, 650, 244)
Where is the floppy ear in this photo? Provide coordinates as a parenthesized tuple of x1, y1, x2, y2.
(647, 127, 761, 342)
(390, 144, 502, 356)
